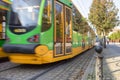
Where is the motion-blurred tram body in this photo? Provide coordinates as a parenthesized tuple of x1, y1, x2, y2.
(0, 40, 7, 58)
(0, 0, 11, 58)
(3, 0, 95, 64)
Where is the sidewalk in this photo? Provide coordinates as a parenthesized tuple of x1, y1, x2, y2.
(103, 44, 120, 80)
(82, 44, 120, 80)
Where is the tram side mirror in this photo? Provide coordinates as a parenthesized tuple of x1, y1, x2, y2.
(95, 46, 103, 54)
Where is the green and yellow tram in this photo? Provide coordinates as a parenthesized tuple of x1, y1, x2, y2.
(3, 0, 95, 64)
(0, 0, 11, 58)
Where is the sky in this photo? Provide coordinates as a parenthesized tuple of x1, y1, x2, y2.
(113, 0, 120, 21)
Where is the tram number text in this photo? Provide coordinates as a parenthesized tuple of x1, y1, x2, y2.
(14, 29, 26, 33)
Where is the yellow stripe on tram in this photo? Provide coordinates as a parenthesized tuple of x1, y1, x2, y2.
(0, 48, 7, 58)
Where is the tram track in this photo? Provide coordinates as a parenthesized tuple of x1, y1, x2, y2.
(29, 60, 68, 80)
(35, 52, 88, 80)
(63, 49, 94, 80)
(0, 48, 94, 80)
(76, 50, 94, 80)
(0, 60, 68, 80)
(55, 52, 91, 80)
(0, 65, 20, 73)
(34, 49, 94, 80)
(0, 62, 20, 72)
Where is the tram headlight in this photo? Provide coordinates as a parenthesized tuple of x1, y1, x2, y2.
(27, 34, 39, 43)
(35, 45, 48, 56)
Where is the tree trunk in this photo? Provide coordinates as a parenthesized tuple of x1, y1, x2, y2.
(103, 36, 106, 48)
(103, 30, 106, 48)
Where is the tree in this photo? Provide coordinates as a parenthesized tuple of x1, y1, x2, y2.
(89, 0, 119, 48)
(109, 30, 120, 42)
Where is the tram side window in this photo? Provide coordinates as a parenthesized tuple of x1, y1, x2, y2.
(65, 7, 72, 42)
(0, 12, 6, 39)
(55, 2, 63, 42)
(42, 0, 52, 32)
(72, 6, 82, 32)
(0, 14, 2, 39)
(72, 6, 78, 32)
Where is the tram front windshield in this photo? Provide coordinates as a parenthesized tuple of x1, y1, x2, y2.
(9, 0, 41, 27)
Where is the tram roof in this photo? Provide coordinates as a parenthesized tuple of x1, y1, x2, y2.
(0, 0, 11, 11)
(58, 0, 72, 8)
(2, 0, 12, 4)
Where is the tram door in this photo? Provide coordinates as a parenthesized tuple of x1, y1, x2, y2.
(54, 1, 72, 56)
(54, 1, 64, 56)
(64, 7, 72, 54)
